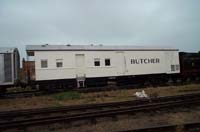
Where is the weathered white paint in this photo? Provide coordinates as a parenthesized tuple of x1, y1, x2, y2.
(34, 50, 180, 81)
(0, 54, 4, 83)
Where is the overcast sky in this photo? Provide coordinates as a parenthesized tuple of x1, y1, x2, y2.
(0, 0, 200, 58)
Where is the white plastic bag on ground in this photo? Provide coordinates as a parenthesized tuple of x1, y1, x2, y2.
(135, 90, 148, 98)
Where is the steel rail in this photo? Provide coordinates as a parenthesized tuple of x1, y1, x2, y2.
(2, 82, 200, 99)
(0, 90, 44, 99)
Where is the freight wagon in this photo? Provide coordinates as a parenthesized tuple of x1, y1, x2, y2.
(0, 48, 20, 90)
(26, 45, 180, 89)
(179, 52, 200, 81)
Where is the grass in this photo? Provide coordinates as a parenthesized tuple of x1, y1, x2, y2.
(51, 102, 63, 108)
(53, 91, 81, 101)
(7, 86, 35, 93)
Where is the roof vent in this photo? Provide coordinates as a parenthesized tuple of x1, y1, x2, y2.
(66, 44, 71, 46)
(42, 44, 48, 47)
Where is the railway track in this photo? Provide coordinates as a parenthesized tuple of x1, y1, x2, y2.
(1, 92, 200, 121)
(0, 84, 135, 99)
(0, 86, 126, 99)
(115, 122, 200, 132)
(0, 93, 200, 131)
(0, 90, 44, 99)
(2, 82, 200, 99)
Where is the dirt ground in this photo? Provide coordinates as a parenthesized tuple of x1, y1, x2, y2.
(61, 107, 200, 132)
(27, 105, 200, 132)
(0, 84, 200, 111)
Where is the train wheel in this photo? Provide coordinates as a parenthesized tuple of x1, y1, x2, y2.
(143, 81, 152, 88)
(195, 77, 200, 83)
(167, 78, 173, 86)
(0, 88, 7, 95)
(186, 77, 191, 84)
(175, 78, 182, 86)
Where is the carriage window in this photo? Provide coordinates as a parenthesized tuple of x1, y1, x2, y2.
(105, 58, 110, 66)
(175, 65, 179, 71)
(41, 59, 48, 68)
(171, 65, 175, 71)
(94, 58, 100, 66)
(56, 59, 63, 68)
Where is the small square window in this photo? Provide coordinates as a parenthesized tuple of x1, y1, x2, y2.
(171, 65, 175, 71)
(56, 59, 63, 68)
(94, 58, 100, 66)
(41, 59, 48, 68)
(176, 65, 179, 71)
(105, 58, 110, 66)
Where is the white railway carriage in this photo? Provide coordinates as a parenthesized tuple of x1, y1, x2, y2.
(26, 45, 180, 88)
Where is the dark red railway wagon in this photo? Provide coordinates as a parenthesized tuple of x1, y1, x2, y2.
(21, 59, 35, 84)
(179, 52, 200, 81)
